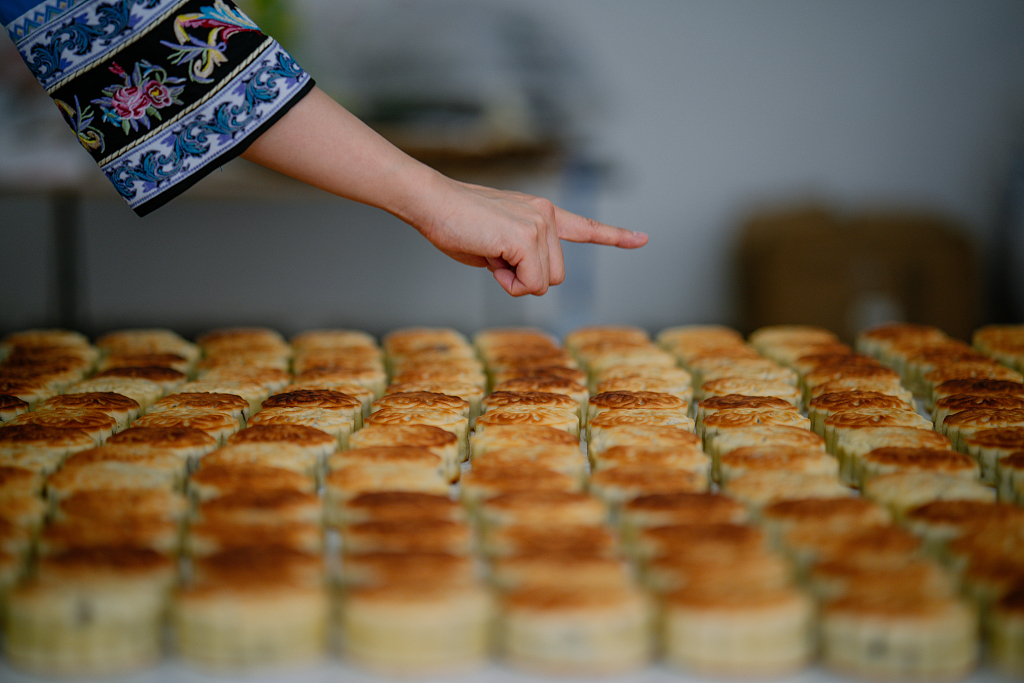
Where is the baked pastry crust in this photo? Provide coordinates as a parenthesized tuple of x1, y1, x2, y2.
(498, 584, 653, 676)
(469, 424, 578, 458)
(150, 392, 250, 424)
(342, 518, 474, 555)
(189, 463, 317, 501)
(337, 491, 463, 526)
(37, 391, 141, 431)
(808, 390, 914, 434)
(819, 592, 978, 682)
(132, 409, 240, 445)
(863, 471, 996, 518)
(717, 444, 838, 484)
(92, 365, 187, 393)
(227, 424, 337, 460)
(698, 377, 801, 406)
(460, 462, 581, 507)
(858, 446, 977, 487)
(478, 490, 607, 530)
(7, 409, 117, 443)
(662, 586, 814, 677)
(339, 581, 493, 675)
(0, 393, 31, 421)
(472, 444, 587, 477)
(721, 470, 854, 510)
(589, 465, 708, 506)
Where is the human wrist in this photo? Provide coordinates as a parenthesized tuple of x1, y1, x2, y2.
(384, 161, 452, 236)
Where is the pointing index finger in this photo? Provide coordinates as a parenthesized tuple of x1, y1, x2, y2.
(553, 207, 649, 248)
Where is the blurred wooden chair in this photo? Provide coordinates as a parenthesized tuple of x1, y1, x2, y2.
(736, 203, 980, 342)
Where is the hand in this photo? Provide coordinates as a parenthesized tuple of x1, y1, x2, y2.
(241, 87, 647, 296)
(417, 177, 648, 297)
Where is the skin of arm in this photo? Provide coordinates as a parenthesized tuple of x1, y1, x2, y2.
(241, 86, 648, 296)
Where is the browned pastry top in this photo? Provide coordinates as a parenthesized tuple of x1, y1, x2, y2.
(493, 365, 588, 386)
(588, 410, 690, 429)
(133, 410, 237, 432)
(823, 591, 968, 619)
(93, 365, 187, 383)
(905, 500, 1024, 527)
(934, 378, 1024, 398)
(793, 352, 878, 372)
(698, 394, 796, 412)
(228, 423, 335, 446)
(0, 423, 94, 447)
(351, 423, 458, 448)
(804, 363, 901, 388)
(373, 391, 469, 413)
(40, 518, 179, 553)
(702, 409, 808, 430)
(343, 519, 472, 552)
(37, 546, 174, 578)
(39, 392, 140, 413)
(198, 488, 320, 515)
(502, 583, 641, 611)
(483, 391, 578, 412)
(622, 492, 746, 523)
(859, 322, 948, 343)
(589, 465, 706, 493)
(151, 392, 249, 413)
(475, 408, 575, 428)
(490, 523, 617, 558)
(483, 490, 604, 515)
(935, 394, 1024, 414)
(640, 523, 765, 560)
(763, 496, 888, 526)
(263, 389, 360, 410)
(0, 464, 40, 491)
(862, 447, 972, 472)
(493, 376, 586, 396)
(0, 394, 29, 411)
(330, 446, 442, 467)
(343, 491, 461, 521)
(191, 463, 314, 494)
(461, 463, 577, 492)
(8, 409, 116, 432)
(101, 352, 189, 370)
(62, 445, 183, 470)
(663, 585, 805, 610)
(58, 489, 186, 521)
(108, 426, 217, 449)
(808, 391, 909, 412)
(586, 424, 701, 447)
(823, 411, 924, 429)
(943, 408, 1024, 429)
(589, 390, 687, 411)
(594, 444, 706, 468)
(998, 450, 1024, 468)
(191, 545, 324, 587)
(720, 445, 834, 470)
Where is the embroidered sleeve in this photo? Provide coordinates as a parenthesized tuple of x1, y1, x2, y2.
(2, 0, 314, 216)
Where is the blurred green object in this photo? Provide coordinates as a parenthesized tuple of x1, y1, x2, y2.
(242, 0, 295, 52)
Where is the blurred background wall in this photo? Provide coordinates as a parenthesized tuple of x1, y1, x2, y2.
(1, 0, 1022, 341)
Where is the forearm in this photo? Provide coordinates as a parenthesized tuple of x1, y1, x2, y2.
(240, 86, 442, 231)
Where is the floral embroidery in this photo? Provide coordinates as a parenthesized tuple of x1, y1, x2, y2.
(92, 60, 185, 133)
(105, 46, 305, 203)
(54, 94, 105, 152)
(160, 0, 257, 83)
(16, 0, 159, 85)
